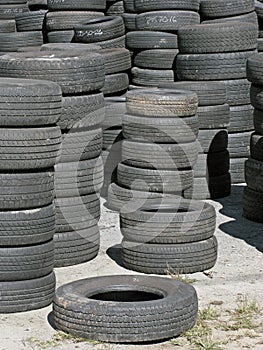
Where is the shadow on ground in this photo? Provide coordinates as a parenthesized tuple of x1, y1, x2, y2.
(218, 185, 263, 253)
(106, 244, 125, 268)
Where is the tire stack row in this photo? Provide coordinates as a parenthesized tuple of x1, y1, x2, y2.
(0, 50, 106, 268)
(124, 0, 200, 87)
(0, 77, 62, 313)
(243, 53, 263, 222)
(108, 88, 199, 210)
(45, 0, 106, 43)
(161, 81, 231, 199)
(176, 16, 258, 186)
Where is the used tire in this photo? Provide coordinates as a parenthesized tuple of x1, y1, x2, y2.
(245, 157, 263, 191)
(243, 186, 263, 222)
(126, 30, 178, 50)
(250, 132, 263, 160)
(200, 0, 254, 18)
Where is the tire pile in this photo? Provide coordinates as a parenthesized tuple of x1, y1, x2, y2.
(243, 53, 263, 222)
(0, 50, 106, 267)
(0, 78, 62, 313)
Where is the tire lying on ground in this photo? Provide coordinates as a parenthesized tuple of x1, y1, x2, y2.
(53, 274, 198, 343)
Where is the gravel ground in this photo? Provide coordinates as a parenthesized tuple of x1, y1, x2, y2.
(0, 184, 262, 350)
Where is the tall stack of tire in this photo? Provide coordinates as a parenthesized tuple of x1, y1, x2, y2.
(0, 77, 62, 313)
(0, 50, 105, 267)
(243, 53, 263, 222)
(176, 18, 258, 185)
(160, 81, 231, 199)
(108, 88, 199, 211)
(45, 0, 106, 43)
(124, 0, 200, 87)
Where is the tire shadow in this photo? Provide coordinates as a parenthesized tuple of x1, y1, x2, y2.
(106, 244, 125, 268)
(218, 185, 263, 253)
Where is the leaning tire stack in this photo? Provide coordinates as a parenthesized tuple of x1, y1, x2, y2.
(243, 53, 263, 222)
(108, 88, 199, 211)
(160, 81, 231, 199)
(0, 77, 62, 313)
(176, 18, 258, 185)
(0, 50, 105, 267)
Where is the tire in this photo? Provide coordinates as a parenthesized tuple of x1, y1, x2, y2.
(41, 42, 101, 52)
(0, 272, 55, 313)
(136, 10, 200, 31)
(122, 236, 217, 274)
(0, 204, 55, 246)
(54, 226, 100, 267)
(228, 104, 254, 133)
(228, 131, 252, 158)
(131, 67, 174, 87)
(126, 88, 198, 117)
(60, 92, 105, 130)
(122, 13, 137, 31)
(0, 240, 54, 281)
(47, 0, 105, 10)
(120, 200, 216, 244)
(0, 170, 54, 210)
(243, 186, 263, 223)
(0, 78, 62, 126)
(54, 157, 104, 198)
(101, 72, 129, 95)
(245, 157, 263, 191)
(0, 51, 105, 95)
(123, 113, 199, 143)
(0, 4, 29, 19)
(253, 110, 263, 135)
(0, 126, 61, 170)
(176, 51, 255, 81)
(0, 31, 43, 51)
(200, 0, 254, 18)
(159, 81, 226, 106)
(100, 48, 131, 74)
(250, 133, 263, 160)
(126, 30, 178, 50)
(123, 0, 135, 12)
(223, 78, 251, 106)
(178, 22, 258, 54)
(0, 19, 16, 32)
(193, 151, 230, 177)
(89, 35, 125, 49)
(15, 10, 47, 31)
(250, 84, 263, 110)
(247, 53, 263, 85)
(202, 11, 258, 24)
(59, 128, 102, 163)
(198, 104, 230, 129)
(230, 157, 247, 183)
(134, 0, 199, 12)
(133, 49, 178, 69)
(198, 129, 228, 153)
(106, 1, 124, 15)
(74, 16, 125, 43)
(47, 30, 74, 43)
(121, 139, 198, 169)
(117, 162, 193, 193)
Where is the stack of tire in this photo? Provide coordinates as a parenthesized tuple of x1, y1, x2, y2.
(0, 77, 62, 313)
(106, 0, 124, 16)
(0, 50, 105, 267)
(160, 81, 231, 199)
(125, 0, 200, 87)
(243, 53, 263, 222)
(108, 88, 199, 211)
(45, 0, 106, 43)
(120, 198, 218, 275)
(176, 18, 258, 185)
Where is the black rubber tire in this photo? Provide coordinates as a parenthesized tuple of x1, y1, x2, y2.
(0, 31, 43, 51)
(136, 10, 200, 31)
(243, 186, 263, 223)
(0, 78, 62, 126)
(0, 51, 105, 95)
(198, 104, 230, 129)
(0, 170, 54, 210)
(122, 236, 217, 274)
(120, 200, 216, 244)
(228, 104, 254, 133)
(0, 19, 16, 32)
(200, 0, 254, 18)
(47, 30, 74, 43)
(123, 0, 135, 12)
(247, 53, 263, 85)
(193, 151, 230, 177)
(122, 12, 136, 30)
(117, 162, 193, 193)
(121, 139, 198, 169)
(60, 93, 105, 130)
(54, 225, 100, 267)
(101, 72, 129, 95)
(0, 240, 54, 281)
(46, 11, 103, 31)
(53, 274, 198, 343)
(126, 30, 178, 50)
(0, 126, 61, 170)
(89, 34, 125, 49)
(176, 51, 255, 81)
(159, 81, 227, 106)
(202, 11, 258, 24)
(47, 0, 105, 10)
(134, 0, 199, 12)
(123, 113, 199, 143)
(55, 157, 104, 198)
(228, 131, 252, 158)
(0, 4, 29, 19)
(251, 132, 263, 160)
(100, 48, 131, 74)
(74, 16, 125, 43)
(133, 49, 178, 69)
(0, 272, 56, 313)
(245, 157, 263, 191)
(106, 1, 124, 15)
(222, 78, 251, 106)
(126, 88, 198, 117)
(41, 42, 101, 52)
(0, 204, 55, 246)
(59, 128, 102, 163)
(15, 10, 47, 31)
(230, 157, 247, 184)
(131, 67, 174, 87)
(253, 110, 263, 135)
(250, 84, 263, 111)
(198, 129, 228, 153)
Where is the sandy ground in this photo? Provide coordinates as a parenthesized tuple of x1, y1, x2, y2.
(0, 184, 262, 350)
